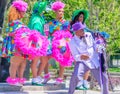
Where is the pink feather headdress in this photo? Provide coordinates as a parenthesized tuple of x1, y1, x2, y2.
(12, 0, 28, 12)
(51, 1, 65, 11)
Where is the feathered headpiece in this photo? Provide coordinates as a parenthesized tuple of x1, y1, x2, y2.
(12, 0, 28, 12)
(51, 1, 65, 11)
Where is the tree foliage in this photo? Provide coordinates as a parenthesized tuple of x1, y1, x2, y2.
(62, 0, 120, 53)
(3, 0, 120, 53)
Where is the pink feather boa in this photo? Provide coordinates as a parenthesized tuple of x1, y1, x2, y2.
(52, 30, 74, 67)
(14, 27, 49, 58)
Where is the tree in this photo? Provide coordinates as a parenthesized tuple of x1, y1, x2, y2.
(2, 0, 120, 53)
(61, 0, 120, 53)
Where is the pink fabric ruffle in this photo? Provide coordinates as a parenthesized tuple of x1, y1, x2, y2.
(51, 1, 65, 11)
(52, 30, 74, 67)
(14, 27, 49, 58)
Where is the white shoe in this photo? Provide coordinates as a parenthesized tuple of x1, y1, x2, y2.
(83, 80, 89, 89)
(32, 77, 43, 86)
(37, 76, 43, 82)
(77, 80, 83, 87)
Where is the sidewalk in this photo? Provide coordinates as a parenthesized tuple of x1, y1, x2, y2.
(0, 90, 120, 94)
(0, 79, 120, 94)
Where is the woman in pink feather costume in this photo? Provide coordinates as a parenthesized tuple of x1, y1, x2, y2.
(5, 0, 28, 86)
(43, 1, 73, 85)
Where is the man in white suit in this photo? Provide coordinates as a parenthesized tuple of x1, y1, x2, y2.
(68, 22, 109, 94)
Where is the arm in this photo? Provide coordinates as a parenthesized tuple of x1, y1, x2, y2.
(68, 41, 81, 62)
(68, 41, 89, 62)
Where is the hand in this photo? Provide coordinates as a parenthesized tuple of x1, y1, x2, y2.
(80, 54, 89, 60)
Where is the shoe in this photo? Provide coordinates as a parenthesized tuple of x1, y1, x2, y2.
(54, 78, 63, 85)
(6, 77, 22, 86)
(75, 85, 86, 90)
(18, 78, 26, 85)
(37, 76, 43, 81)
(76, 80, 83, 87)
(83, 80, 89, 89)
(32, 77, 43, 86)
(32, 81, 44, 86)
(42, 73, 51, 84)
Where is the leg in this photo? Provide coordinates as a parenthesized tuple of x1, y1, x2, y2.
(18, 58, 26, 78)
(37, 56, 49, 84)
(42, 56, 51, 84)
(68, 62, 89, 94)
(83, 70, 90, 80)
(58, 64, 65, 78)
(91, 68, 109, 94)
(76, 70, 90, 89)
(17, 58, 27, 84)
(37, 56, 48, 76)
(9, 56, 23, 78)
(31, 57, 43, 85)
(44, 63, 49, 74)
(54, 64, 65, 85)
(30, 57, 40, 78)
(7, 56, 24, 85)
(44, 56, 51, 74)
(83, 70, 90, 89)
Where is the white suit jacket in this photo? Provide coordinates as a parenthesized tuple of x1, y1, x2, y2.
(69, 32, 100, 69)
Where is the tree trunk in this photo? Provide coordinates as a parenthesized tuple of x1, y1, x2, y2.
(0, 0, 8, 34)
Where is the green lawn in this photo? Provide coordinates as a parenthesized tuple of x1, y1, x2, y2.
(108, 67, 120, 72)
